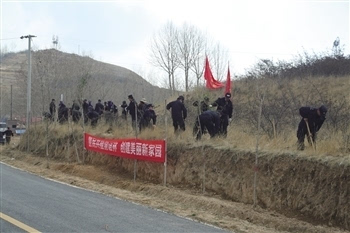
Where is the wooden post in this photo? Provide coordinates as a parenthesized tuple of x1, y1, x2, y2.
(305, 119, 316, 151)
(46, 118, 50, 169)
(254, 90, 264, 208)
(134, 100, 138, 182)
(163, 100, 168, 186)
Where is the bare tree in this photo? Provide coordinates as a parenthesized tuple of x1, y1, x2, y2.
(209, 42, 230, 81)
(149, 21, 179, 94)
(177, 23, 205, 91)
(0, 45, 9, 61)
(191, 37, 207, 87)
(18, 49, 99, 117)
(6, 48, 174, 120)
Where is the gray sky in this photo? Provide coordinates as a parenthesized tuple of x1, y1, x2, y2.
(1, 0, 349, 83)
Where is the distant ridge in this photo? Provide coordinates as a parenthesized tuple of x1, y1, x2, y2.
(0, 49, 172, 119)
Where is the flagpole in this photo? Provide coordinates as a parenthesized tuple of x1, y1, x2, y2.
(164, 99, 168, 186)
(226, 61, 229, 95)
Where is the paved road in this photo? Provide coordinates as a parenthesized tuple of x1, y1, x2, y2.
(0, 163, 229, 232)
(0, 218, 26, 232)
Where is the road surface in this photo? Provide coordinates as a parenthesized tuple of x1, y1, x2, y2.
(0, 162, 229, 232)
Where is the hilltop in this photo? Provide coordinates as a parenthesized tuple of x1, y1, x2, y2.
(0, 49, 172, 120)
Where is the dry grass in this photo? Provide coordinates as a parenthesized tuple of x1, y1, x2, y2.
(18, 116, 349, 160)
(16, 74, 350, 159)
(11, 121, 350, 231)
(7, 75, 350, 233)
(2, 142, 348, 233)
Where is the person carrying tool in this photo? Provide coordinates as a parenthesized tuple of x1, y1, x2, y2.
(297, 105, 327, 150)
(193, 96, 210, 114)
(194, 110, 221, 140)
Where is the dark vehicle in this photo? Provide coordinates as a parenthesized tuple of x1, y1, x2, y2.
(0, 132, 5, 145)
(0, 122, 6, 145)
(15, 129, 26, 135)
(0, 122, 6, 132)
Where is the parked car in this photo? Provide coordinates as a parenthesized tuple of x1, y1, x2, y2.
(0, 122, 6, 145)
(15, 129, 26, 135)
(0, 122, 7, 132)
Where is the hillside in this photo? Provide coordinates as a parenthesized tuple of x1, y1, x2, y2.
(1, 50, 350, 232)
(0, 49, 172, 120)
(1, 121, 349, 233)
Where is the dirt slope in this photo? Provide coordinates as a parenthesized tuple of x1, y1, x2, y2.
(0, 138, 348, 233)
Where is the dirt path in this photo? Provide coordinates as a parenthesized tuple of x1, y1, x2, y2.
(0, 141, 347, 233)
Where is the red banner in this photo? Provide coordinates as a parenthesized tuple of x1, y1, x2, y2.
(84, 133, 166, 163)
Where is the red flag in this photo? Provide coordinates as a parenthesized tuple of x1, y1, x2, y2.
(204, 57, 224, 89)
(225, 66, 232, 94)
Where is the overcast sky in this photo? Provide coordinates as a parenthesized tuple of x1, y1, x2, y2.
(1, 0, 349, 83)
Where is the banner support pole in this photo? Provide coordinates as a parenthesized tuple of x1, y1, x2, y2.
(134, 99, 138, 182)
(164, 100, 168, 186)
(82, 99, 86, 164)
(46, 117, 50, 169)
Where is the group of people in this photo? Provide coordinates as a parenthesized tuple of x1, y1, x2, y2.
(48, 98, 121, 126)
(166, 92, 328, 150)
(46, 91, 328, 150)
(47, 95, 157, 131)
(126, 95, 157, 132)
(166, 93, 233, 140)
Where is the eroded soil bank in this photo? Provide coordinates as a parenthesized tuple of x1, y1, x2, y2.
(3, 136, 349, 232)
(88, 144, 349, 230)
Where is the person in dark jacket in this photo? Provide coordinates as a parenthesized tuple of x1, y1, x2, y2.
(103, 101, 116, 125)
(103, 102, 108, 111)
(297, 105, 327, 150)
(212, 93, 233, 137)
(95, 99, 104, 115)
(192, 96, 210, 135)
(4, 127, 14, 144)
(194, 110, 221, 140)
(111, 101, 118, 115)
(193, 96, 210, 114)
(72, 109, 82, 123)
(121, 100, 128, 120)
(49, 99, 56, 121)
(71, 100, 81, 123)
(71, 100, 80, 111)
(58, 101, 69, 124)
(105, 101, 111, 111)
(43, 111, 52, 120)
(82, 99, 89, 113)
(127, 95, 137, 129)
(139, 104, 157, 131)
(82, 99, 89, 124)
(106, 101, 118, 125)
(166, 95, 187, 134)
(138, 98, 147, 119)
(87, 106, 99, 127)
